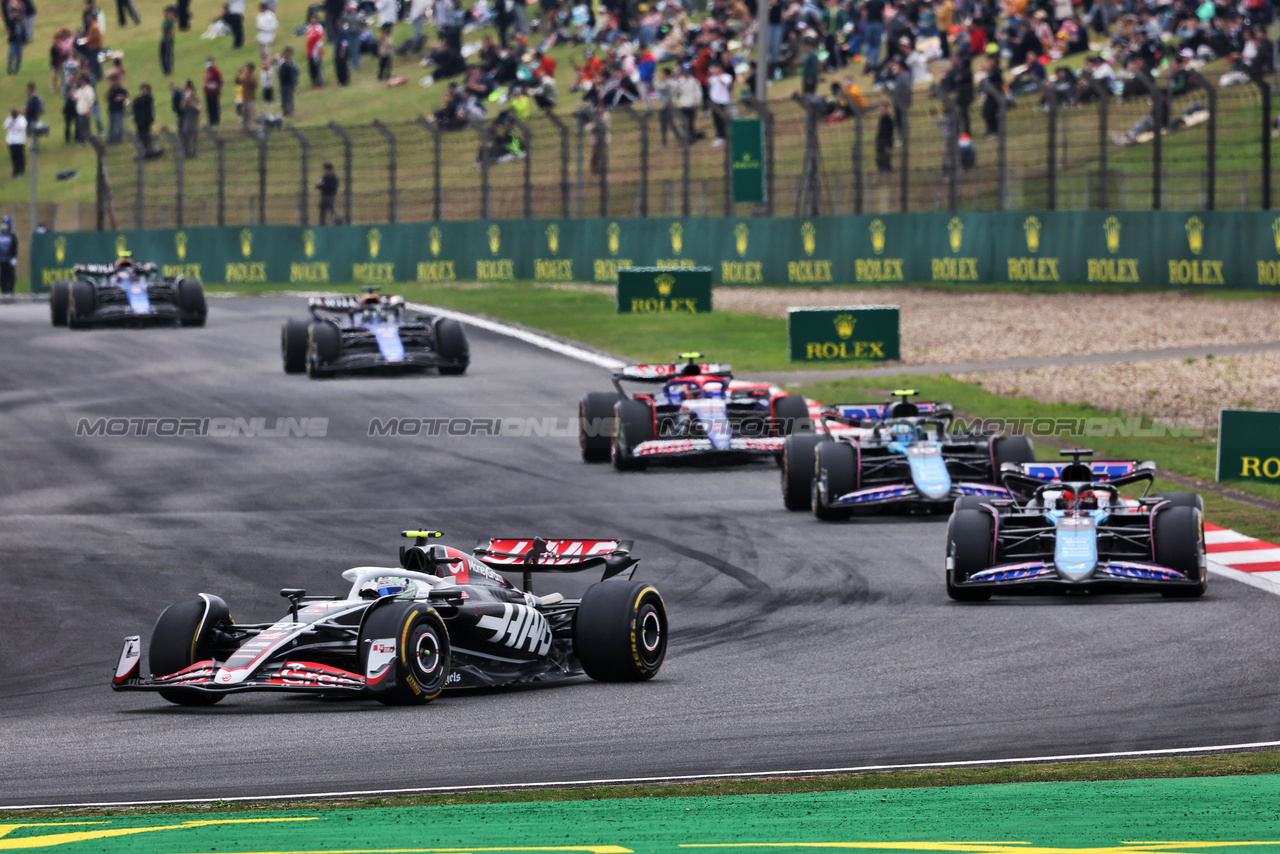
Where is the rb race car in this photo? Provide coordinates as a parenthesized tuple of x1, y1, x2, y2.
(784, 390, 1034, 520)
(578, 353, 811, 470)
(50, 254, 207, 329)
(281, 288, 469, 379)
(112, 530, 667, 706)
(945, 449, 1207, 600)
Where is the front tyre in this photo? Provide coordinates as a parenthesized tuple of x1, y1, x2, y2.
(307, 321, 340, 379)
(946, 509, 994, 601)
(177, 278, 207, 327)
(150, 595, 234, 706)
(813, 440, 856, 521)
(1156, 505, 1207, 599)
(580, 391, 623, 463)
(68, 280, 96, 329)
(360, 602, 452, 705)
(50, 280, 70, 326)
(574, 580, 667, 681)
(281, 318, 309, 374)
(434, 318, 470, 375)
(992, 435, 1035, 470)
(782, 433, 821, 511)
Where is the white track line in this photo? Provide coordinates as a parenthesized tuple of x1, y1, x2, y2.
(408, 301, 625, 371)
(8, 740, 1280, 810)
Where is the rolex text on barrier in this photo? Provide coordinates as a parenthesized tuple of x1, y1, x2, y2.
(616, 266, 713, 314)
(788, 305, 900, 362)
(1216, 409, 1280, 483)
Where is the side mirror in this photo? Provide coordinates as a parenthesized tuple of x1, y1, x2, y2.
(1000, 462, 1021, 473)
(1136, 460, 1156, 472)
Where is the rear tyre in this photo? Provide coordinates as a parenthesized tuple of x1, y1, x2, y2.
(781, 433, 822, 511)
(1153, 492, 1204, 512)
(50, 280, 70, 326)
(574, 580, 667, 681)
(946, 509, 994, 601)
(281, 318, 309, 374)
(612, 398, 653, 471)
(579, 391, 623, 463)
(68, 280, 96, 329)
(1156, 505, 1207, 598)
(813, 440, 856, 521)
(772, 394, 811, 436)
(307, 321, 340, 379)
(992, 435, 1035, 470)
(150, 595, 233, 706)
(434, 318, 469, 375)
(360, 603, 452, 705)
(177, 279, 207, 327)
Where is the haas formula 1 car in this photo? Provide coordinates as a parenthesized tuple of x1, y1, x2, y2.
(281, 288, 469, 379)
(578, 353, 811, 471)
(113, 531, 667, 706)
(50, 255, 207, 329)
(783, 390, 1035, 520)
(946, 449, 1207, 600)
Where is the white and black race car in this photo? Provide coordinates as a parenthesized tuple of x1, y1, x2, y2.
(50, 258, 207, 329)
(112, 531, 667, 706)
(281, 288, 469, 379)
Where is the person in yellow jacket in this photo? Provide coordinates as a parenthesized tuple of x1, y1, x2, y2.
(935, 0, 954, 58)
(843, 77, 869, 111)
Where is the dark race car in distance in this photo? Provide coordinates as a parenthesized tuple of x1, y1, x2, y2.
(281, 288, 469, 379)
(112, 530, 667, 706)
(784, 390, 1035, 520)
(50, 256, 207, 329)
(946, 449, 1207, 600)
(578, 353, 812, 471)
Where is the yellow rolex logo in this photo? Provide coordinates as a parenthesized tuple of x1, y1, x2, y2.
(546, 223, 560, 255)
(175, 231, 187, 261)
(239, 228, 253, 258)
(834, 313, 856, 339)
(607, 222, 621, 256)
(367, 228, 381, 260)
(115, 234, 128, 256)
(735, 222, 749, 258)
(1104, 216, 1121, 254)
(1023, 215, 1041, 253)
(488, 224, 501, 256)
(870, 219, 886, 255)
(54, 235, 66, 263)
(429, 226, 442, 258)
(1186, 215, 1204, 255)
(1272, 217, 1280, 254)
(670, 222, 684, 255)
(303, 229, 316, 259)
(947, 217, 964, 253)
(801, 221, 816, 257)
(655, 273, 675, 296)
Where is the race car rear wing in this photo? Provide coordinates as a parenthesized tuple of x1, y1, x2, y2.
(612, 353, 732, 393)
(999, 450, 1156, 494)
(75, 262, 158, 276)
(477, 537, 639, 592)
(816, 401, 948, 437)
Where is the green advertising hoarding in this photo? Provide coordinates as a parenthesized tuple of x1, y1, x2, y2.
(788, 305, 900, 363)
(616, 266, 713, 314)
(1217, 409, 1280, 483)
(730, 118, 766, 205)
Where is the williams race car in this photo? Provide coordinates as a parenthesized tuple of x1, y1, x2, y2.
(784, 390, 1034, 520)
(578, 353, 811, 470)
(945, 449, 1207, 600)
(50, 255, 207, 329)
(112, 530, 667, 706)
(281, 288, 469, 379)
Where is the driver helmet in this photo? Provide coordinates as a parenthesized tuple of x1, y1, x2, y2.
(889, 422, 914, 440)
(115, 251, 135, 271)
(682, 384, 702, 401)
(360, 293, 381, 308)
(359, 576, 411, 599)
(1077, 489, 1103, 510)
(1056, 488, 1077, 510)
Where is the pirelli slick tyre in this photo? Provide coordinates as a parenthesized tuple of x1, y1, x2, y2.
(50, 280, 70, 326)
(953, 495, 989, 513)
(1156, 505, 1207, 599)
(612, 398, 653, 471)
(177, 279, 207, 327)
(360, 602, 452, 705)
(946, 509, 994, 602)
(580, 391, 623, 463)
(150, 595, 233, 706)
(782, 433, 822, 511)
(813, 440, 856, 521)
(772, 394, 811, 436)
(574, 580, 667, 682)
(281, 318, 309, 374)
(68, 280, 96, 329)
(307, 321, 340, 379)
(434, 318, 469, 375)
(992, 435, 1035, 469)
(1153, 492, 1204, 512)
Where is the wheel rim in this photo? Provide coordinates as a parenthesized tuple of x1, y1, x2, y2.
(637, 604, 664, 667)
(414, 628, 441, 676)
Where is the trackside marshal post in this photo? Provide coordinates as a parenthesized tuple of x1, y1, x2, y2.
(1217, 409, 1280, 482)
(616, 266, 713, 314)
(788, 305, 900, 362)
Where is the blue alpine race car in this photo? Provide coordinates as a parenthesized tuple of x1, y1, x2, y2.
(945, 449, 1207, 600)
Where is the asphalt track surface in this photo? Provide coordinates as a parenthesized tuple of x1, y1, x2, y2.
(1, 296, 1279, 807)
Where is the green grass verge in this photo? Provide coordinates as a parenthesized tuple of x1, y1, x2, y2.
(8, 750, 1280, 819)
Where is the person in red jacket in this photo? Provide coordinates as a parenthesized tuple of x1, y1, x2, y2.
(534, 50, 555, 81)
(305, 14, 324, 88)
(203, 57, 223, 125)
